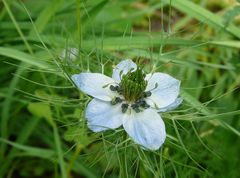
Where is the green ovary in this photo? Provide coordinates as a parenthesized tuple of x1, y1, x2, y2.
(119, 67, 147, 102)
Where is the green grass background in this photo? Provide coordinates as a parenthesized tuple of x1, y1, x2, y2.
(0, 0, 240, 177)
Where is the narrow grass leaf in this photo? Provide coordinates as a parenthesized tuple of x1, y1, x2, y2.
(162, 0, 240, 39)
(223, 5, 240, 26)
(29, 0, 63, 36)
(0, 138, 55, 159)
(0, 47, 50, 69)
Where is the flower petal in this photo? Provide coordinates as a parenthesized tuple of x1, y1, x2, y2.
(123, 109, 166, 150)
(145, 73, 180, 109)
(158, 97, 183, 112)
(71, 73, 115, 101)
(86, 98, 123, 132)
(112, 59, 137, 83)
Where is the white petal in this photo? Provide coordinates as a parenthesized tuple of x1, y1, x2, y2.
(112, 59, 137, 83)
(123, 109, 166, 150)
(158, 97, 183, 112)
(86, 98, 123, 132)
(145, 73, 180, 109)
(71, 73, 115, 101)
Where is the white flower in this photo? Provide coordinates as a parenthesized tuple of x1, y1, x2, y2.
(60, 48, 78, 61)
(71, 59, 182, 150)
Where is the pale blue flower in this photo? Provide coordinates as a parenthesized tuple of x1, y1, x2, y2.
(60, 48, 78, 61)
(71, 59, 182, 150)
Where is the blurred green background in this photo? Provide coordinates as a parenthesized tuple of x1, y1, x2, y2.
(0, 0, 240, 177)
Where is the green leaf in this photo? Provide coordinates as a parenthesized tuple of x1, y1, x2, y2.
(27, 102, 54, 126)
(0, 138, 55, 159)
(223, 5, 240, 26)
(0, 47, 50, 69)
(209, 40, 240, 49)
(64, 126, 91, 147)
(82, 0, 108, 26)
(181, 90, 210, 116)
(162, 0, 240, 39)
(29, 0, 63, 36)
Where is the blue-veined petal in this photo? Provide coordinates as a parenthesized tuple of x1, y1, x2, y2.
(145, 73, 180, 109)
(86, 98, 123, 132)
(71, 73, 115, 101)
(123, 109, 166, 150)
(112, 59, 137, 83)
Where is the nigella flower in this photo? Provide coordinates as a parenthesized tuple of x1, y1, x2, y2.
(60, 48, 78, 61)
(71, 59, 182, 150)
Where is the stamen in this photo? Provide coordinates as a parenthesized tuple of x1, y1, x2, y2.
(117, 87, 123, 95)
(133, 107, 141, 113)
(143, 91, 152, 98)
(115, 85, 120, 91)
(121, 103, 128, 113)
(110, 85, 122, 94)
(142, 101, 150, 109)
(111, 97, 122, 105)
(102, 83, 111, 88)
(131, 103, 138, 109)
(131, 99, 150, 113)
(147, 83, 158, 92)
(110, 85, 117, 91)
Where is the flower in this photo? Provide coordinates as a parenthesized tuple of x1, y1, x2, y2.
(60, 48, 78, 61)
(71, 59, 182, 150)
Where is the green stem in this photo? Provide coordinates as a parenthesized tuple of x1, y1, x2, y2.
(120, 133, 129, 178)
(66, 144, 82, 177)
(53, 125, 67, 178)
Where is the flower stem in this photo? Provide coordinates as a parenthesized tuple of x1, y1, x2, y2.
(66, 144, 82, 178)
(119, 132, 129, 178)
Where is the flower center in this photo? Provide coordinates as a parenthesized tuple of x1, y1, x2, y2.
(110, 67, 152, 113)
(119, 67, 147, 102)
